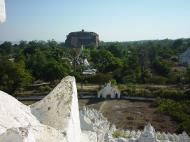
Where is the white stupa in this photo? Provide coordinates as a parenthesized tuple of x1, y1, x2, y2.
(97, 82, 120, 99)
(0, 0, 6, 23)
(138, 123, 157, 142)
(180, 48, 190, 65)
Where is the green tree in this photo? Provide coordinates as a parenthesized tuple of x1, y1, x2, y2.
(43, 60, 70, 81)
(185, 66, 190, 83)
(0, 59, 32, 94)
(152, 60, 170, 76)
(0, 42, 12, 56)
(107, 43, 127, 58)
(91, 49, 122, 72)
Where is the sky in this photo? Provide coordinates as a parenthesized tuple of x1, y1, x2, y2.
(0, 0, 190, 42)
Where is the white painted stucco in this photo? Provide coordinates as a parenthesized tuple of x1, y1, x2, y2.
(30, 76, 81, 142)
(180, 48, 190, 65)
(0, 91, 39, 135)
(0, 0, 6, 23)
(0, 76, 82, 142)
(98, 82, 120, 99)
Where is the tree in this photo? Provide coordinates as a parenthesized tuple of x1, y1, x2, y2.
(43, 60, 70, 81)
(185, 66, 190, 83)
(91, 49, 122, 72)
(0, 42, 12, 56)
(0, 59, 32, 94)
(25, 50, 47, 79)
(107, 43, 126, 58)
(90, 73, 112, 85)
(152, 60, 170, 76)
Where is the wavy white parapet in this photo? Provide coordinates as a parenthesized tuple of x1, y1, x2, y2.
(80, 107, 190, 142)
(0, 0, 6, 23)
(80, 107, 116, 142)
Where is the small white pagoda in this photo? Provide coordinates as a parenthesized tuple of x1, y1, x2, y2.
(179, 48, 190, 65)
(97, 82, 120, 99)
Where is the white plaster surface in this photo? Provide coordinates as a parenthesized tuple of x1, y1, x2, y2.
(30, 76, 81, 142)
(0, 76, 82, 142)
(80, 107, 116, 142)
(98, 82, 120, 99)
(0, 91, 39, 135)
(0, 0, 6, 23)
(0, 90, 66, 142)
(0, 125, 67, 142)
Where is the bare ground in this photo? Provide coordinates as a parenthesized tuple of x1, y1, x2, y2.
(79, 99, 178, 133)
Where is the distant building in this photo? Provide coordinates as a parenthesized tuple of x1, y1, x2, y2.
(179, 48, 190, 65)
(65, 29, 99, 48)
(73, 45, 97, 75)
(82, 69, 97, 75)
(97, 82, 120, 99)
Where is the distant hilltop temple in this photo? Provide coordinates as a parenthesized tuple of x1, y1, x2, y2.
(65, 29, 99, 48)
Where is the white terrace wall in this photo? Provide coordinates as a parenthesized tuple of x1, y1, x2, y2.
(30, 76, 81, 142)
(0, 0, 6, 23)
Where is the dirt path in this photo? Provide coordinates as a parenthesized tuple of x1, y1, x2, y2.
(99, 101, 107, 112)
(79, 99, 178, 133)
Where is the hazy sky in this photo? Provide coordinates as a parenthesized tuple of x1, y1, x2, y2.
(0, 0, 190, 42)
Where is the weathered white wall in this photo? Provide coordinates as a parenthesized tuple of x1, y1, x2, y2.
(0, 127, 35, 142)
(0, 90, 66, 142)
(30, 76, 81, 142)
(0, 125, 67, 142)
(97, 83, 120, 99)
(0, 91, 39, 135)
(0, 0, 6, 23)
(66, 77, 81, 142)
(0, 76, 82, 142)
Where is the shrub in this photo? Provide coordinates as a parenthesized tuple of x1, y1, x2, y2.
(112, 130, 131, 138)
(150, 75, 168, 84)
(155, 98, 190, 135)
(38, 85, 52, 93)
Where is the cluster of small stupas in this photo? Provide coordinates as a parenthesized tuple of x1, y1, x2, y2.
(80, 107, 190, 142)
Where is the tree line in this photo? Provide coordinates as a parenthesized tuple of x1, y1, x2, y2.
(0, 38, 190, 94)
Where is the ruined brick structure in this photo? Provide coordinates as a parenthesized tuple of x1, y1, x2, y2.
(65, 30, 99, 48)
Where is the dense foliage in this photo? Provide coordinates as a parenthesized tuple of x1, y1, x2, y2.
(0, 59, 32, 94)
(0, 38, 190, 94)
(122, 86, 190, 100)
(80, 39, 190, 85)
(0, 40, 72, 94)
(154, 98, 190, 134)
